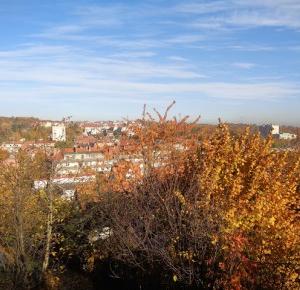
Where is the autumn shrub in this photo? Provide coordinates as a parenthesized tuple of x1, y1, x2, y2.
(81, 105, 300, 289)
(0, 151, 74, 289)
(1, 104, 299, 289)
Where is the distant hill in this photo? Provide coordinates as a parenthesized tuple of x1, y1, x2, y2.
(0, 116, 48, 142)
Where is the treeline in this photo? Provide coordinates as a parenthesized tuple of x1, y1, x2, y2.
(0, 117, 49, 142)
(0, 117, 83, 145)
(0, 106, 299, 289)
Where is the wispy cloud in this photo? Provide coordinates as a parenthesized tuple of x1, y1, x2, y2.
(0, 45, 298, 104)
(32, 1, 300, 53)
(177, 0, 300, 30)
(165, 34, 204, 44)
(35, 27, 205, 49)
(0, 44, 204, 83)
(110, 51, 157, 59)
(175, 1, 228, 15)
(0, 45, 73, 58)
(232, 62, 257, 69)
(228, 44, 275, 51)
(1, 0, 299, 122)
(73, 4, 126, 27)
(168, 56, 188, 62)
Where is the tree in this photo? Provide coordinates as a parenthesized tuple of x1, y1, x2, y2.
(0, 149, 9, 161)
(0, 150, 72, 288)
(81, 104, 300, 289)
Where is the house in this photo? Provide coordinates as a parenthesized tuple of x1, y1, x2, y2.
(1, 142, 23, 154)
(75, 135, 97, 149)
(21, 141, 55, 149)
(56, 148, 108, 175)
(34, 175, 96, 199)
(279, 132, 297, 140)
(83, 123, 102, 136)
(40, 120, 53, 128)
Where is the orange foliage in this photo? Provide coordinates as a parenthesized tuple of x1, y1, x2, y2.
(71, 103, 300, 288)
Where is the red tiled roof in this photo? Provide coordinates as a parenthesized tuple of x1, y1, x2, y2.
(83, 123, 101, 128)
(63, 147, 104, 154)
(75, 135, 97, 144)
(52, 151, 64, 161)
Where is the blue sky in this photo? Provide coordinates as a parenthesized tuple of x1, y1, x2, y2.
(0, 0, 300, 125)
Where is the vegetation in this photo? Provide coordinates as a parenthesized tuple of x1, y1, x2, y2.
(0, 117, 51, 142)
(0, 106, 299, 289)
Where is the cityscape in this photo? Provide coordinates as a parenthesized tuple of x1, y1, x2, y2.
(0, 1, 300, 289)
(1, 118, 298, 199)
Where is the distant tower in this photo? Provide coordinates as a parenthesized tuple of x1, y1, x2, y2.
(52, 124, 66, 141)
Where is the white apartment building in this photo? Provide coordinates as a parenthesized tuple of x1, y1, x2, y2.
(52, 124, 66, 141)
(56, 149, 110, 175)
(259, 124, 279, 137)
(271, 125, 279, 135)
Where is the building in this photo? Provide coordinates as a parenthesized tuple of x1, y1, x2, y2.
(279, 132, 297, 140)
(259, 124, 280, 137)
(40, 120, 53, 128)
(75, 135, 97, 149)
(21, 141, 55, 155)
(52, 124, 66, 141)
(1, 142, 23, 154)
(1, 140, 56, 155)
(259, 124, 297, 140)
(83, 123, 102, 136)
(34, 175, 96, 199)
(271, 125, 279, 135)
(56, 148, 110, 175)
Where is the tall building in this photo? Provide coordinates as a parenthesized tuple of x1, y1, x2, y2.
(259, 124, 280, 137)
(52, 124, 66, 141)
(271, 125, 279, 135)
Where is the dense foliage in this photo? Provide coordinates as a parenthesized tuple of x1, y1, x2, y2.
(0, 117, 51, 142)
(0, 106, 299, 289)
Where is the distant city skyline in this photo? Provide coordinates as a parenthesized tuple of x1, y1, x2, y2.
(0, 0, 300, 125)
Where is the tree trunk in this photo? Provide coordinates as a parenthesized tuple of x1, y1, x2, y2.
(14, 191, 28, 287)
(42, 187, 53, 273)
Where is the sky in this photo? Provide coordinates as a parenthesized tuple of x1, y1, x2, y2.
(0, 0, 300, 125)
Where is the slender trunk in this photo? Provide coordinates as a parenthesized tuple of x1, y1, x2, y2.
(42, 187, 53, 273)
(14, 190, 28, 287)
(15, 202, 26, 268)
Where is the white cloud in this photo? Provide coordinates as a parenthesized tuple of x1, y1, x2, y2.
(232, 62, 256, 69)
(73, 4, 126, 27)
(110, 51, 157, 58)
(0, 45, 72, 58)
(165, 34, 204, 44)
(228, 44, 275, 51)
(0, 44, 204, 85)
(1, 1, 299, 122)
(0, 45, 298, 103)
(168, 56, 188, 62)
(288, 45, 300, 51)
(1, 78, 298, 103)
(175, 2, 228, 14)
(178, 0, 300, 30)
